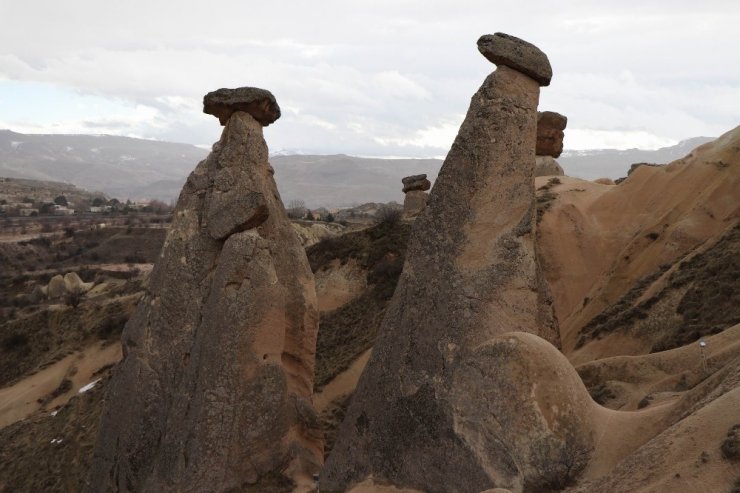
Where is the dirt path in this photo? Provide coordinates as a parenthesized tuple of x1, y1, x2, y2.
(0, 342, 121, 429)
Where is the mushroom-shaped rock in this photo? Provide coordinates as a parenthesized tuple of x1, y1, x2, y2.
(203, 87, 281, 126)
(401, 174, 431, 193)
(87, 101, 321, 491)
(477, 33, 552, 86)
(536, 111, 568, 157)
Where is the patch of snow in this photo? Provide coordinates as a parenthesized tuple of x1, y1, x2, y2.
(119, 155, 136, 161)
(65, 146, 74, 152)
(50, 409, 59, 417)
(90, 147, 100, 153)
(10, 141, 23, 149)
(78, 378, 101, 393)
(50, 438, 63, 444)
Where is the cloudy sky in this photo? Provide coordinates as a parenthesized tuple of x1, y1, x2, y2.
(1, 0, 738, 157)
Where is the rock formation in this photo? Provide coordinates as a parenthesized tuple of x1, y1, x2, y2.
(45, 274, 66, 299)
(86, 87, 321, 492)
(535, 156, 564, 177)
(321, 33, 566, 492)
(42, 272, 94, 299)
(203, 87, 281, 126)
(401, 174, 430, 219)
(535, 111, 567, 176)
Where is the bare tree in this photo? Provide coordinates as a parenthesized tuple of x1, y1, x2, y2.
(286, 199, 307, 219)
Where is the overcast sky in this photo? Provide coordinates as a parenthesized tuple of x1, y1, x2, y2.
(1, 0, 739, 157)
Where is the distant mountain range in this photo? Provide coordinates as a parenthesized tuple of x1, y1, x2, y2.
(557, 136, 715, 180)
(0, 129, 716, 207)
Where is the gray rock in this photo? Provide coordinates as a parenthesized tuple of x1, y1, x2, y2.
(536, 111, 568, 157)
(401, 174, 431, 193)
(321, 61, 562, 492)
(477, 33, 552, 86)
(203, 87, 281, 126)
(86, 108, 321, 492)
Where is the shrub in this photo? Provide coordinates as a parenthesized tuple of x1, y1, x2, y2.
(529, 433, 593, 492)
(50, 378, 73, 399)
(374, 206, 402, 227)
(65, 290, 84, 309)
(722, 424, 740, 460)
(2, 332, 29, 351)
(97, 313, 129, 340)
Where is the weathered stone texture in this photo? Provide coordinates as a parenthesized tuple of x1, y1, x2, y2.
(535, 155, 565, 177)
(86, 106, 321, 492)
(402, 190, 428, 219)
(536, 110, 567, 157)
(203, 87, 281, 126)
(477, 33, 553, 86)
(322, 53, 564, 492)
(401, 174, 431, 193)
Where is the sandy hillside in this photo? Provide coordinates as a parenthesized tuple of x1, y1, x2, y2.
(0, 342, 121, 429)
(537, 125, 740, 354)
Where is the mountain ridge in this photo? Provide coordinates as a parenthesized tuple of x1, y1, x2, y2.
(0, 129, 717, 206)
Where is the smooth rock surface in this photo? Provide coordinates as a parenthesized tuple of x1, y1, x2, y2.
(321, 62, 561, 492)
(477, 33, 552, 86)
(203, 87, 281, 126)
(86, 110, 321, 492)
(536, 111, 567, 157)
(535, 156, 565, 177)
(46, 274, 66, 299)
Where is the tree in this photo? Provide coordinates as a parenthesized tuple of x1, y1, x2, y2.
(305, 210, 315, 221)
(92, 197, 105, 207)
(286, 199, 306, 219)
(325, 213, 335, 223)
(148, 199, 172, 214)
(375, 205, 402, 227)
(54, 195, 68, 206)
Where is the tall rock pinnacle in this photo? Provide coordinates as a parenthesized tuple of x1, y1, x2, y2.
(86, 87, 322, 492)
(321, 34, 571, 492)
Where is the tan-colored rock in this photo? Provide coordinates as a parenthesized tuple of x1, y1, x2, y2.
(536, 111, 567, 157)
(402, 190, 428, 219)
(63, 272, 93, 294)
(594, 177, 615, 185)
(535, 156, 564, 177)
(321, 35, 562, 492)
(46, 274, 66, 299)
(86, 90, 321, 492)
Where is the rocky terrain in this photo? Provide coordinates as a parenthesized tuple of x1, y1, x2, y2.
(0, 32, 738, 493)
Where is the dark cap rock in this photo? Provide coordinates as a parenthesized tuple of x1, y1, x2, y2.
(402, 174, 431, 193)
(538, 111, 567, 130)
(536, 111, 568, 157)
(477, 33, 552, 86)
(203, 87, 281, 126)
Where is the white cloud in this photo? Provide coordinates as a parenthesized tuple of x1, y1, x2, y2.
(0, 0, 738, 154)
(566, 129, 676, 150)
